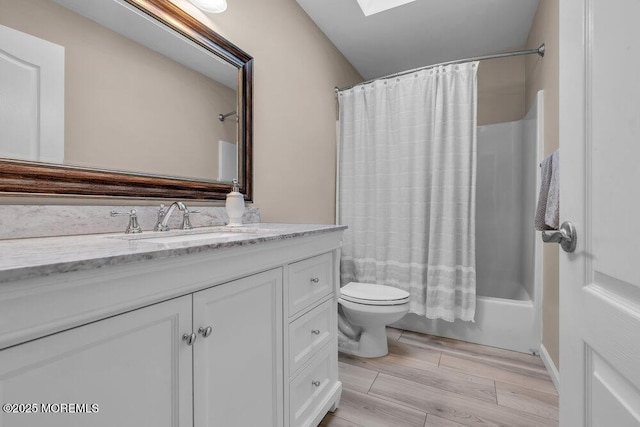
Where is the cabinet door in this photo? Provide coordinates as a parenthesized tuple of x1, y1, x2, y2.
(0, 296, 193, 427)
(194, 269, 283, 427)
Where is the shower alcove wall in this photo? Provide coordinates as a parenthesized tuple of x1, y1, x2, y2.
(393, 91, 544, 354)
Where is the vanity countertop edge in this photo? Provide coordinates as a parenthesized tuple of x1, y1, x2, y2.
(0, 223, 347, 284)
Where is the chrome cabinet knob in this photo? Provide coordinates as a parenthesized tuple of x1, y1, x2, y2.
(312, 380, 321, 387)
(311, 329, 321, 335)
(182, 332, 197, 346)
(198, 326, 213, 338)
(310, 277, 320, 284)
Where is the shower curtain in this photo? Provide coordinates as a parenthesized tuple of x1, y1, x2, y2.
(338, 62, 478, 322)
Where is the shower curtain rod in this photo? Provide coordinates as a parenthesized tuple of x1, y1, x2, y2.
(335, 43, 545, 93)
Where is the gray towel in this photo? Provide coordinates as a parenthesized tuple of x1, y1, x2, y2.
(535, 150, 560, 230)
(546, 151, 560, 229)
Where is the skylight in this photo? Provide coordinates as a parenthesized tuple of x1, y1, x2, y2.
(356, 0, 417, 16)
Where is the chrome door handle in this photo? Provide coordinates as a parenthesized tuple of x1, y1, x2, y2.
(310, 277, 320, 284)
(198, 326, 213, 338)
(312, 380, 321, 387)
(311, 329, 321, 335)
(541, 221, 577, 253)
(182, 332, 197, 346)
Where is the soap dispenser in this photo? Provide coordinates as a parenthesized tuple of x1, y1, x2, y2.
(226, 179, 245, 226)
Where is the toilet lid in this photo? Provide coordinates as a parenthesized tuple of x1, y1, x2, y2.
(340, 282, 410, 306)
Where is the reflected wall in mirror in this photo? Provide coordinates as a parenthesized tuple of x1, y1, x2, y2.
(0, 0, 253, 200)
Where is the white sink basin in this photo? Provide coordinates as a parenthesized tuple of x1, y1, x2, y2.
(138, 231, 259, 245)
(105, 226, 272, 245)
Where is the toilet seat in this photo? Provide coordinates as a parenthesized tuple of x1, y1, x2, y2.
(340, 282, 410, 306)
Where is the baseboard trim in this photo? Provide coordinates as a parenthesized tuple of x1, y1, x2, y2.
(539, 344, 560, 393)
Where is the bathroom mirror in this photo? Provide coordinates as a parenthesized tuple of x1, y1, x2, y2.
(0, 0, 253, 200)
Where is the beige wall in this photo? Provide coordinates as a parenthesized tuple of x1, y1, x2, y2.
(0, 0, 238, 182)
(525, 0, 560, 368)
(477, 55, 526, 126)
(201, 0, 362, 222)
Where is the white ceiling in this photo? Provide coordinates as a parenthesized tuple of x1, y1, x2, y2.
(296, 0, 540, 81)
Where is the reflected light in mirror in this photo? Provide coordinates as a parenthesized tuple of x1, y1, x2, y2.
(168, 0, 214, 26)
(188, 0, 227, 13)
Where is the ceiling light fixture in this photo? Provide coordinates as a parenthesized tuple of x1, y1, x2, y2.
(356, 0, 416, 16)
(188, 0, 227, 13)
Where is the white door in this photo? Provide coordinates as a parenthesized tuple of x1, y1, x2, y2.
(560, 1, 640, 425)
(0, 24, 64, 163)
(0, 296, 193, 427)
(193, 268, 283, 427)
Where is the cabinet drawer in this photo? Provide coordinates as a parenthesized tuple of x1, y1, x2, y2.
(289, 299, 334, 376)
(288, 253, 333, 316)
(289, 344, 338, 427)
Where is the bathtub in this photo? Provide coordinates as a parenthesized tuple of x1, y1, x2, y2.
(392, 91, 544, 355)
(393, 291, 539, 354)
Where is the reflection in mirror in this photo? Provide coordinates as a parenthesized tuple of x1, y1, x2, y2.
(0, 0, 252, 199)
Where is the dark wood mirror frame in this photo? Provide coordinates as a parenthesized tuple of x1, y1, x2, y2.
(0, 0, 253, 201)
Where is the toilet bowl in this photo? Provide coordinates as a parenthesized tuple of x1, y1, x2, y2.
(338, 282, 410, 358)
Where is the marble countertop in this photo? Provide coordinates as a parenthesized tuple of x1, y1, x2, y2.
(0, 223, 346, 284)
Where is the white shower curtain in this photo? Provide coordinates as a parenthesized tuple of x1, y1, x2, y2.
(338, 62, 478, 322)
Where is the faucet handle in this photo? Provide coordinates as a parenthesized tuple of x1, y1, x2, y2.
(154, 204, 169, 232)
(110, 209, 143, 234)
(181, 208, 199, 230)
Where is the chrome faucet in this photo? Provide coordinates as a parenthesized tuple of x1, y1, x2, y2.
(155, 202, 198, 231)
(156, 201, 185, 232)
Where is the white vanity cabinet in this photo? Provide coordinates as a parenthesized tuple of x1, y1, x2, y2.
(193, 268, 283, 427)
(0, 296, 194, 427)
(0, 227, 343, 427)
(0, 270, 282, 427)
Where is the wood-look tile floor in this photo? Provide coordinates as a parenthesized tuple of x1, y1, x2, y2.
(320, 328, 558, 427)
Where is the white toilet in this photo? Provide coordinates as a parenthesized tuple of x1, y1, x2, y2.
(338, 282, 410, 358)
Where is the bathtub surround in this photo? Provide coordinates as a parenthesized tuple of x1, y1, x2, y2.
(393, 92, 544, 354)
(338, 62, 478, 322)
(0, 205, 261, 240)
